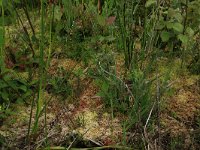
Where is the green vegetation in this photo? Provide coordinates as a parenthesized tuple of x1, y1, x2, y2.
(0, 0, 200, 149)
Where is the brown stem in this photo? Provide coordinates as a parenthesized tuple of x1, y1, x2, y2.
(98, 0, 103, 15)
(22, 0, 36, 37)
(14, 6, 35, 57)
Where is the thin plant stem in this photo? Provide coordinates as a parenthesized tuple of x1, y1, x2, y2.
(33, 0, 45, 134)
(0, 1, 5, 70)
(27, 93, 36, 144)
(22, 0, 36, 37)
(13, 5, 35, 57)
(46, 3, 55, 68)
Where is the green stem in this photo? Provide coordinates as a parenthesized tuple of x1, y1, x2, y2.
(0, 1, 5, 70)
(33, 0, 45, 134)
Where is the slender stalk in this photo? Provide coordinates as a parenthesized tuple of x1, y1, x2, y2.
(13, 5, 35, 57)
(0, 1, 5, 70)
(22, 0, 36, 37)
(46, 3, 55, 67)
(156, 0, 161, 149)
(156, 53, 161, 149)
(181, 0, 189, 68)
(27, 93, 36, 144)
(43, 2, 56, 147)
(32, 0, 45, 134)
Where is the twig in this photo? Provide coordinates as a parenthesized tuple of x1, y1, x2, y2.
(143, 101, 156, 150)
(12, 3, 35, 57)
(86, 138, 103, 146)
(34, 131, 55, 149)
(144, 101, 156, 131)
(67, 136, 77, 150)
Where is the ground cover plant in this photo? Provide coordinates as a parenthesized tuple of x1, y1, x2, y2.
(0, 0, 200, 149)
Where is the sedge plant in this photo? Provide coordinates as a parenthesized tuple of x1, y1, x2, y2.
(32, 0, 46, 134)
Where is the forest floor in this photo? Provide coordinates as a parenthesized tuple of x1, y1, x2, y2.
(0, 56, 199, 149)
(0, 8, 200, 149)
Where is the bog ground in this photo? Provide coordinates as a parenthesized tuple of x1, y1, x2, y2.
(0, 0, 200, 150)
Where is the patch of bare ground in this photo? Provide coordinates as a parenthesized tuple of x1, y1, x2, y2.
(161, 77, 200, 149)
(73, 82, 122, 146)
(48, 58, 81, 75)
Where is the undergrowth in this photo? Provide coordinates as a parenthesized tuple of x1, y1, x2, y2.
(0, 0, 200, 149)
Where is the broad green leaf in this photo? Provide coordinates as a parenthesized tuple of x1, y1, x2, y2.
(145, 0, 156, 7)
(178, 34, 189, 44)
(174, 13, 183, 22)
(1, 92, 9, 101)
(172, 23, 184, 33)
(97, 15, 106, 26)
(8, 81, 18, 90)
(166, 22, 174, 29)
(160, 31, 171, 42)
(54, 6, 62, 21)
(99, 36, 105, 42)
(186, 27, 194, 37)
(168, 8, 183, 22)
(106, 36, 116, 42)
(168, 8, 176, 17)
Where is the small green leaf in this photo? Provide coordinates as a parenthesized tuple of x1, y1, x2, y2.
(102, 82, 109, 92)
(1, 92, 9, 101)
(178, 34, 189, 44)
(22, 90, 32, 99)
(145, 0, 156, 7)
(160, 31, 171, 42)
(99, 36, 105, 42)
(172, 23, 184, 33)
(0, 81, 8, 89)
(16, 98, 23, 104)
(106, 36, 116, 42)
(19, 85, 27, 92)
(156, 20, 165, 30)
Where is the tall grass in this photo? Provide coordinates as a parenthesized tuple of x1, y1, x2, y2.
(31, 1, 55, 146)
(116, 1, 135, 70)
(62, 0, 74, 29)
(95, 0, 164, 148)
